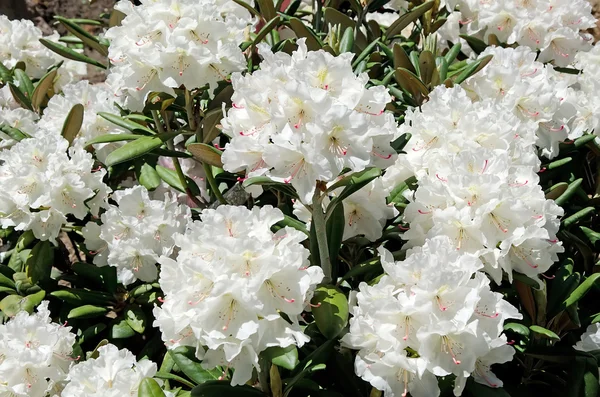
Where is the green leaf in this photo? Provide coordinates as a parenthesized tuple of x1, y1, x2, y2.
(155, 165, 201, 196)
(394, 68, 429, 102)
(458, 34, 488, 54)
(125, 305, 147, 334)
(105, 132, 180, 166)
(191, 381, 267, 396)
(339, 27, 354, 54)
(326, 168, 382, 216)
(39, 38, 107, 69)
(169, 346, 222, 385)
(98, 112, 155, 135)
(54, 16, 109, 56)
(0, 290, 45, 316)
(352, 39, 380, 69)
(110, 318, 136, 339)
(241, 176, 299, 199)
(61, 103, 85, 145)
(138, 163, 162, 190)
(68, 304, 109, 319)
(0, 62, 12, 84)
(24, 240, 53, 285)
(262, 345, 299, 370)
(562, 207, 595, 228)
(9, 82, 33, 110)
(202, 108, 225, 144)
(0, 123, 29, 142)
(79, 323, 107, 344)
(580, 226, 600, 245)
(289, 18, 323, 50)
(418, 50, 436, 86)
(85, 133, 141, 147)
(326, 202, 345, 274)
(564, 273, 600, 308)
(138, 377, 166, 397)
(187, 143, 223, 168)
(31, 69, 58, 112)
(252, 16, 280, 46)
(0, 270, 15, 289)
(444, 42, 462, 64)
(393, 43, 415, 73)
(530, 325, 560, 340)
(453, 55, 493, 84)
(387, 176, 417, 205)
(555, 178, 582, 206)
(504, 322, 530, 337)
(311, 285, 349, 339)
(154, 371, 196, 389)
(386, 1, 434, 38)
(274, 215, 309, 236)
(13, 69, 34, 100)
(51, 289, 114, 306)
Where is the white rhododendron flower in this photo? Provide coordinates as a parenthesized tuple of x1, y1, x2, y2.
(62, 344, 162, 397)
(0, 301, 76, 397)
(574, 323, 600, 352)
(383, 85, 564, 284)
(571, 43, 600, 138)
(82, 185, 190, 285)
(154, 205, 323, 386)
(221, 39, 400, 203)
(342, 236, 522, 397)
(38, 80, 126, 163)
(0, 16, 85, 87)
(0, 134, 110, 242)
(438, 0, 595, 65)
(104, 0, 253, 111)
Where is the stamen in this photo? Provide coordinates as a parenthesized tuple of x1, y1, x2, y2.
(436, 173, 447, 182)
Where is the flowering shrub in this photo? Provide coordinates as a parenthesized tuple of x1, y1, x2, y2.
(0, 0, 600, 396)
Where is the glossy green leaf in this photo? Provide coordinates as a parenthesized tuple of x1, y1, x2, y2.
(564, 273, 600, 308)
(54, 16, 109, 56)
(169, 346, 222, 385)
(0, 62, 12, 84)
(311, 285, 349, 339)
(138, 377, 166, 397)
(289, 18, 322, 50)
(394, 67, 429, 102)
(453, 55, 493, 84)
(262, 345, 299, 370)
(24, 240, 53, 284)
(155, 165, 201, 196)
(562, 207, 595, 228)
(339, 27, 354, 54)
(39, 38, 107, 69)
(13, 69, 34, 100)
(154, 372, 196, 389)
(31, 69, 57, 112)
(386, 1, 434, 38)
(202, 108, 225, 144)
(555, 178, 583, 206)
(84, 133, 141, 147)
(0, 123, 29, 142)
(68, 304, 109, 319)
(9, 82, 32, 110)
(51, 289, 114, 306)
(326, 202, 345, 273)
(79, 323, 107, 344)
(458, 34, 488, 54)
(97, 112, 156, 135)
(110, 318, 136, 339)
(125, 305, 147, 334)
(61, 103, 85, 145)
(530, 325, 560, 340)
(326, 168, 382, 215)
(274, 215, 309, 236)
(252, 16, 280, 46)
(187, 143, 223, 168)
(105, 132, 179, 166)
(393, 43, 415, 73)
(580, 226, 600, 245)
(138, 163, 162, 190)
(504, 322, 530, 337)
(0, 290, 45, 316)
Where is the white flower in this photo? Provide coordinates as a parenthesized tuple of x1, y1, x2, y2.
(342, 236, 521, 396)
(62, 344, 160, 397)
(0, 301, 76, 397)
(153, 205, 323, 386)
(83, 185, 190, 286)
(0, 134, 110, 242)
(221, 39, 400, 203)
(104, 0, 253, 111)
(574, 323, 600, 352)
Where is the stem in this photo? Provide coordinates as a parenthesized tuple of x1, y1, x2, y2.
(203, 163, 227, 205)
(185, 89, 202, 143)
(312, 188, 331, 283)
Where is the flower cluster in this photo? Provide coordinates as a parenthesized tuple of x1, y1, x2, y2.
(154, 205, 323, 385)
(383, 86, 564, 283)
(342, 236, 522, 396)
(82, 185, 190, 286)
(0, 134, 110, 241)
(438, 0, 596, 66)
(104, 0, 253, 111)
(221, 39, 399, 203)
(574, 323, 600, 352)
(0, 301, 76, 397)
(0, 85, 39, 149)
(62, 343, 164, 397)
(0, 15, 85, 86)
(38, 80, 126, 163)
(570, 43, 600, 138)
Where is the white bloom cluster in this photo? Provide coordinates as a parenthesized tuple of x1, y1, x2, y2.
(0, 134, 110, 242)
(62, 343, 162, 397)
(342, 236, 522, 397)
(0, 16, 86, 86)
(38, 80, 126, 163)
(463, 47, 584, 158)
(0, 85, 39, 149)
(383, 86, 564, 283)
(82, 185, 190, 286)
(104, 0, 253, 111)
(570, 43, 600, 138)
(574, 323, 600, 352)
(293, 177, 398, 241)
(438, 0, 596, 66)
(154, 205, 323, 385)
(221, 39, 399, 203)
(0, 301, 76, 397)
